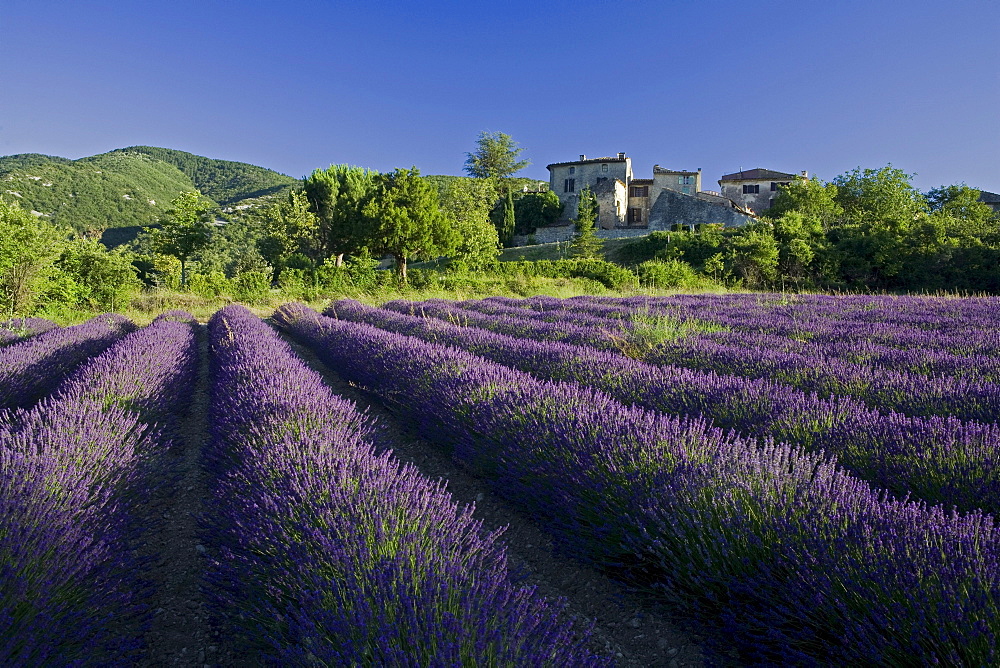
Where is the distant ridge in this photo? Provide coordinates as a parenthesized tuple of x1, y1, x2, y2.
(109, 146, 298, 205)
(0, 147, 301, 233)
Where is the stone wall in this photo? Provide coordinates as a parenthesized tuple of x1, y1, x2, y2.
(647, 189, 753, 229)
(512, 225, 668, 247)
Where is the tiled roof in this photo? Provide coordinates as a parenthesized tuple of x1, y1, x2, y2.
(979, 190, 1000, 204)
(630, 178, 654, 185)
(719, 168, 799, 181)
(653, 166, 699, 175)
(546, 156, 628, 169)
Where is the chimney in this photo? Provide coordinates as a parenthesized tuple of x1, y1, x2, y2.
(580, 154, 586, 161)
(697, 167, 702, 172)
(617, 152, 626, 159)
(800, 170, 808, 178)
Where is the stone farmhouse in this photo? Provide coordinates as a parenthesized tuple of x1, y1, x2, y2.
(718, 168, 809, 214)
(523, 152, 806, 245)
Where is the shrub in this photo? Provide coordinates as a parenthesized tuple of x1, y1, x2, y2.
(636, 259, 701, 289)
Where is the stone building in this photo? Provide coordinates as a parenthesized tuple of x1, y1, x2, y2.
(979, 190, 1000, 214)
(718, 168, 808, 214)
(545, 152, 754, 237)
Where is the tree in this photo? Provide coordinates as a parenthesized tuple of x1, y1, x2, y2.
(152, 191, 214, 287)
(926, 185, 997, 236)
(438, 178, 500, 270)
(303, 164, 377, 265)
(569, 186, 602, 259)
(254, 190, 321, 281)
(50, 239, 142, 311)
(768, 177, 844, 231)
(464, 131, 530, 184)
(361, 168, 457, 280)
(727, 221, 779, 287)
(0, 197, 63, 315)
(833, 165, 927, 230)
(513, 190, 564, 236)
(498, 190, 516, 247)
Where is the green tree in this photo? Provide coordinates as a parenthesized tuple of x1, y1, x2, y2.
(50, 239, 142, 311)
(303, 164, 378, 265)
(439, 178, 500, 270)
(0, 197, 63, 315)
(464, 131, 530, 184)
(833, 165, 927, 230)
(361, 168, 457, 280)
(254, 190, 321, 281)
(569, 186, 602, 259)
(926, 185, 997, 235)
(768, 177, 844, 231)
(727, 221, 779, 287)
(513, 190, 564, 236)
(497, 190, 516, 247)
(151, 191, 214, 287)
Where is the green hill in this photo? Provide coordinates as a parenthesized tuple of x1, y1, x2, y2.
(0, 151, 202, 231)
(109, 146, 299, 205)
(0, 146, 301, 233)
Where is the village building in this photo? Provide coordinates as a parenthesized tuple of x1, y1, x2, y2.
(979, 190, 1000, 214)
(539, 153, 755, 245)
(718, 168, 809, 214)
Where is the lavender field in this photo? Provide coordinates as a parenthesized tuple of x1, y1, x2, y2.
(3, 293, 999, 665)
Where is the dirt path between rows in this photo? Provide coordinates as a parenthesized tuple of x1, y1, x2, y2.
(138, 324, 217, 667)
(276, 324, 734, 667)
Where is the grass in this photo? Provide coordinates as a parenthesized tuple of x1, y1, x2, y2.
(498, 237, 641, 263)
(34, 276, 729, 326)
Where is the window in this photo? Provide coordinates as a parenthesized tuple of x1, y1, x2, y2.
(629, 185, 648, 197)
(628, 208, 643, 224)
(770, 182, 777, 191)
(743, 184, 760, 194)
(564, 178, 575, 193)
(682, 186, 690, 194)
(569, 166, 575, 175)
(602, 164, 609, 172)
(679, 175, 694, 185)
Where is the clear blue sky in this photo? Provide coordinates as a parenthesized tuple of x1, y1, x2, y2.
(2, 0, 997, 192)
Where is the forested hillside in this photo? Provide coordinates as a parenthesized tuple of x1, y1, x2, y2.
(109, 146, 298, 205)
(0, 147, 300, 233)
(0, 151, 202, 231)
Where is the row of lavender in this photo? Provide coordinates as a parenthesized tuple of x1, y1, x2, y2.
(278, 302, 1000, 665)
(444, 296, 1000, 423)
(536, 292, 1000, 360)
(0, 317, 58, 347)
(1, 312, 197, 664)
(203, 306, 607, 664)
(359, 298, 1000, 516)
(0, 313, 136, 412)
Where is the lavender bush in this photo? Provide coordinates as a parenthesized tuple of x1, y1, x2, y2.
(279, 301, 1000, 665)
(0, 314, 197, 664)
(204, 305, 605, 665)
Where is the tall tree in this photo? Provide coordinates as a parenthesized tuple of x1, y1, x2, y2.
(439, 178, 500, 270)
(569, 186, 602, 259)
(361, 168, 457, 280)
(152, 191, 214, 287)
(464, 131, 530, 184)
(303, 164, 377, 265)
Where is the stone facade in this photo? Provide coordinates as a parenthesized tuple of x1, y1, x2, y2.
(548, 153, 632, 228)
(546, 152, 757, 236)
(718, 168, 808, 214)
